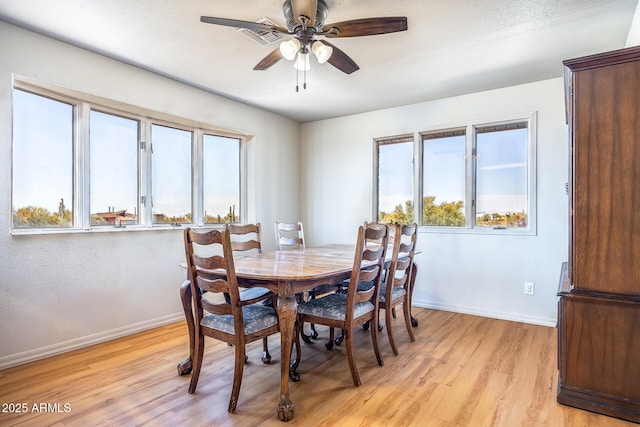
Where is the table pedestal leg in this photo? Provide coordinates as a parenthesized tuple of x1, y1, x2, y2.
(276, 292, 297, 421)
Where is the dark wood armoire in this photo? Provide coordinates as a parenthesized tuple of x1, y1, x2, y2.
(557, 46, 640, 423)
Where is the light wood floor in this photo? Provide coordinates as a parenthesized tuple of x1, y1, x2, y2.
(0, 308, 636, 426)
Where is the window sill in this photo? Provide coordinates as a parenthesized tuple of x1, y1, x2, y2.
(419, 225, 537, 236)
(9, 223, 227, 236)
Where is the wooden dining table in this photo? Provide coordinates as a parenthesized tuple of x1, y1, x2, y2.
(177, 244, 366, 422)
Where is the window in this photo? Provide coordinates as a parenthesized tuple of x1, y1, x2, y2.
(151, 124, 193, 224)
(420, 114, 536, 232)
(474, 123, 529, 229)
(373, 113, 536, 233)
(90, 110, 140, 226)
(375, 135, 414, 225)
(11, 82, 246, 232)
(203, 134, 240, 224)
(422, 129, 466, 226)
(12, 90, 75, 229)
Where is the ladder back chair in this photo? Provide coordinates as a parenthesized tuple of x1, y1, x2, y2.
(274, 221, 336, 342)
(275, 221, 305, 250)
(183, 228, 280, 413)
(379, 223, 417, 355)
(226, 222, 274, 363)
(292, 223, 388, 387)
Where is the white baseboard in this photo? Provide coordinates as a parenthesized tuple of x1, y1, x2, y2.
(412, 299, 557, 328)
(0, 312, 184, 371)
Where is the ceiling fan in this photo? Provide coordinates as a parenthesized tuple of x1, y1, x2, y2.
(200, 0, 407, 89)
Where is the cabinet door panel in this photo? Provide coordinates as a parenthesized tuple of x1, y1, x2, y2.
(561, 296, 640, 401)
(572, 60, 640, 295)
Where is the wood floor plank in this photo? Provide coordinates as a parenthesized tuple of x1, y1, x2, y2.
(0, 308, 636, 426)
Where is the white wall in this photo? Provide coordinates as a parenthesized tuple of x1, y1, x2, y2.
(0, 22, 301, 368)
(300, 78, 568, 326)
(626, 0, 640, 46)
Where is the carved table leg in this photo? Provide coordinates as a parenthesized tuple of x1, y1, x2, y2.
(177, 280, 194, 376)
(409, 263, 419, 327)
(276, 291, 297, 421)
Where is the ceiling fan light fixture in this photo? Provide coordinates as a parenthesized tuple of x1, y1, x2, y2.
(293, 52, 311, 70)
(311, 40, 333, 64)
(279, 38, 301, 61)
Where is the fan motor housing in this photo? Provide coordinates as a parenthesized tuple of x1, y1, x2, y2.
(283, 0, 328, 32)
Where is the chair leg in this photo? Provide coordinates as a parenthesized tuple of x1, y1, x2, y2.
(325, 327, 335, 350)
(344, 329, 361, 387)
(261, 337, 271, 364)
(188, 333, 205, 394)
(289, 320, 302, 382)
(301, 324, 313, 344)
(228, 343, 246, 413)
(177, 281, 194, 376)
(410, 263, 419, 327)
(370, 313, 384, 367)
(386, 305, 399, 356)
(310, 323, 319, 339)
(403, 299, 416, 342)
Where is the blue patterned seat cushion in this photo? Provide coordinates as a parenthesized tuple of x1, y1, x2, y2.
(297, 293, 374, 321)
(379, 283, 406, 303)
(240, 287, 271, 301)
(223, 286, 271, 305)
(201, 305, 278, 335)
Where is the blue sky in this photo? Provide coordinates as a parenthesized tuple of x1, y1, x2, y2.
(380, 128, 527, 214)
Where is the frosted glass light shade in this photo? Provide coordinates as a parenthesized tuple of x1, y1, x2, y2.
(279, 39, 301, 61)
(293, 52, 310, 70)
(312, 40, 333, 64)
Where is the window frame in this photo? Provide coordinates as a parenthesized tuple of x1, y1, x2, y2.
(419, 112, 537, 235)
(372, 133, 416, 225)
(372, 112, 537, 235)
(11, 78, 248, 235)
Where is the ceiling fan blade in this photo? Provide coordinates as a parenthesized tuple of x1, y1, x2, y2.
(323, 17, 407, 38)
(200, 16, 289, 34)
(291, 0, 318, 27)
(254, 48, 284, 70)
(322, 41, 359, 74)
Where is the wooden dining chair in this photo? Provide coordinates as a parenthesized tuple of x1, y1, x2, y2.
(183, 228, 280, 413)
(228, 223, 263, 254)
(227, 222, 274, 363)
(334, 221, 393, 347)
(291, 223, 388, 386)
(275, 221, 305, 250)
(378, 223, 417, 355)
(274, 221, 335, 342)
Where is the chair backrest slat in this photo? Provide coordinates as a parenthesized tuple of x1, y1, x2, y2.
(192, 254, 226, 271)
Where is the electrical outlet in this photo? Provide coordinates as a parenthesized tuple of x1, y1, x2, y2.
(524, 282, 535, 295)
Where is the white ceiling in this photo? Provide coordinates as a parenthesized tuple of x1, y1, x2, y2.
(0, 0, 637, 122)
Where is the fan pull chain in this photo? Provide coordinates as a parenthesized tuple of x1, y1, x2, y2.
(296, 62, 299, 92)
(304, 66, 307, 90)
